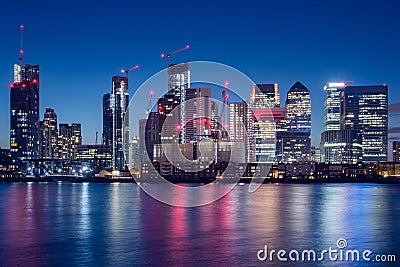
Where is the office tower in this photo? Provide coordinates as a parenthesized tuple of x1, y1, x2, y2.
(129, 136, 141, 170)
(321, 82, 354, 163)
(393, 141, 400, 162)
(282, 81, 311, 162)
(58, 123, 82, 160)
(342, 85, 388, 163)
(40, 108, 58, 158)
(168, 62, 190, 143)
(286, 82, 311, 132)
(229, 102, 249, 141)
(184, 87, 211, 142)
(144, 112, 159, 162)
(10, 64, 40, 167)
(247, 84, 281, 162)
(157, 93, 180, 144)
(320, 129, 361, 164)
(76, 144, 112, 170)
(272, 107, 287, 162)
(103, 76, 129, 170)
(250, 83, 280, 108)
(324, 82, 347, 131)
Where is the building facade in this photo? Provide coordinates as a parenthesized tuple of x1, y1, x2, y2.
(283, 82, 311, 162)
(342, 85, 388, 163)
(58, 123, 82, 160)
(168, 62, 190, 143)
(10, 64, 40, 167)
(184, 88, 211, 142)
(40, 108, 58, 159)
(103, 76, 130, 170)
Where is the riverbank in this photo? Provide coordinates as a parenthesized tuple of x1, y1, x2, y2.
(1, 176, 400, 184)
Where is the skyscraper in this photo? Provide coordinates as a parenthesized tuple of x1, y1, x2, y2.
(324, 82, 347, 131)
(58, 123, 82, 160)
(184, 87, 211, 143)
(157, 93, 180, 144)
(103, 76, 129, 170)
(168, 62, 190, 143)
(10, 64, 40, 167)
(283, 81, 311, 162)
(40, 108, 58, 159)
(342, 85, 388, 163)
(250, 83, 280, 108)
(248, 83, 280, 162)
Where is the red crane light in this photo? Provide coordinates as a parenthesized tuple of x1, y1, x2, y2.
(22, 83, 26, 88)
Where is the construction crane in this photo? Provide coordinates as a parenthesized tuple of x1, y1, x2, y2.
(146, 90, 154, 114)
(19, 24, 24, 65)
(121, 64, 139, 77)
(220, 81, 230, 122)
(160, 44, 190, 66)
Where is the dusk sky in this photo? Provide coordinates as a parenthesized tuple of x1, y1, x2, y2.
(1, 0, 400, 148)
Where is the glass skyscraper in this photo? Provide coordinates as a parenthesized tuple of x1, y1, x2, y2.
(283, 81, 311, 162)
(10, 64, 40, 168)
(103, 76, 129, 170)
(343, 85, 388, 163)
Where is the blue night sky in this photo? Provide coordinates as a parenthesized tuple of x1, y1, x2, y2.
(0, 0, 399, 148)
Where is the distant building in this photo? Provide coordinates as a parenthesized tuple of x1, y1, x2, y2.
(392, 141, 400, 162)
(144, 112, 160, 162)
(10, 64, 40, 167)
(157, 94, 180, 144)
(248, 84, 281, 163)
(251, 83, 280, 108)
(40, 108, 58, 159)
(343, 85, 388, 163)
(184, 88, 212, 142)
(103, 76, 130, 170)
(310, 146, 321, 163)
(324, 82, 348, 131)
(129, 136, 141, 170)
(168, 62, 190, 143)
(320, 129, 361, 164)
(76, 144, 112, 170)
(229, 102, 249, 141)
(282, 82, 311, 162)
(58, 123, 82, 160)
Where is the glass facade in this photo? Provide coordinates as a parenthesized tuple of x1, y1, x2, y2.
(343, 85, 388, 163)
(103, 76, 129, 170)
(10, 64, 40, 168)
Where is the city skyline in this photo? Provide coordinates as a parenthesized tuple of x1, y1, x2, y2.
(1, 0, 400, 148)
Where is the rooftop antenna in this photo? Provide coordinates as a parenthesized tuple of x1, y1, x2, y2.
(19, 24, 24, 66)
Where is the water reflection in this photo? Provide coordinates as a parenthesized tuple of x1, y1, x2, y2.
(0, 183, 398, 266)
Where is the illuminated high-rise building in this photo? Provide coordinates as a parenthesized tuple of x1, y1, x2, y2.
(324, 82, 347, 131)
(250, 83, 280, 108)
(168, 62, 190, 143)
(40, 108, 58, 159)
(58, 123, 82, 160)
(103, 76, 129, 170)
(285, 82, 311, 133)
(184, 88, 211, 142)
(157, 93, 180, 144)
(10, 64, 40, 167)
(283, 82, 311, 162)
(342, 85, 388, 163)
(248, 84, 280, 162)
